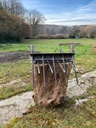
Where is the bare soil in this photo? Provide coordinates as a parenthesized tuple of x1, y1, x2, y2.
(0, 51, 29, 62)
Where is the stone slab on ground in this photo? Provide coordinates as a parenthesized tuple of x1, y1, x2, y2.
(66, 70, 96, 98)
(0, 70, 96, 125)
(0, 92, 35, 124)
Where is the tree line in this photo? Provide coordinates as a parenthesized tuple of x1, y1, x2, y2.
(0, 0, 96, 43)
(37, 25, 96, 39)
(0, 0, 45, 43)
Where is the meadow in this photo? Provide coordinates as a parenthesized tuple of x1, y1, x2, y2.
(0, 38, 96, 128)
(0, 38, 96, 71)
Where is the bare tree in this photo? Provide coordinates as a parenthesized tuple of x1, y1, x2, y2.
(0, 1, 3, 9)
(0, 0, 25, 17)
(27, 9, 46, 38)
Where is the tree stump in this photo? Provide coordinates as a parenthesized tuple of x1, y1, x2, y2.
(33, 63, 71, 107)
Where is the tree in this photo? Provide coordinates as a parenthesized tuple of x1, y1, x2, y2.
(89, 26, 96, 38)
(0, 0, 25, 17)
(0, 1, 3, 9)
(69, 26, 80, 38)
(80, 25, 96, 38)
(0, 8, 32, 42)
(27, 9, 46, 38)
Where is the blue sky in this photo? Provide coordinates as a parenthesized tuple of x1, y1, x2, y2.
(21, 0, 96, 26)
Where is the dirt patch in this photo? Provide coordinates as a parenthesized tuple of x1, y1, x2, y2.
(0, 51, 30, 62)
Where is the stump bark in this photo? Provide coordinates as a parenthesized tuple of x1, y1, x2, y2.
(33, 63, 71, 107)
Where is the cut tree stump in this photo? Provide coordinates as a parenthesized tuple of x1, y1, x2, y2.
(33, 63, 71, 107)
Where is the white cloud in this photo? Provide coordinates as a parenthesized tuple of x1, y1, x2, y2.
(21, 0, 53, 11)
(78, 0, 96, 13)
(46, 0, 96, 25)
(21, 0, 96, 25)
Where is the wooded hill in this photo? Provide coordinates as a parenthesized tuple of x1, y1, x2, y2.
(0, 0, 96, 43)
(37, 24, 96, 39)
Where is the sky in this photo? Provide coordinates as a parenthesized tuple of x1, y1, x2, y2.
(21, 0, 96, 26)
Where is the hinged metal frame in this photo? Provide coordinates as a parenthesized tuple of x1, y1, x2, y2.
(30, 44, 78, 87)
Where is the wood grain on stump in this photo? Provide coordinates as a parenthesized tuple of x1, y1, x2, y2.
(33, 63, 71, 107)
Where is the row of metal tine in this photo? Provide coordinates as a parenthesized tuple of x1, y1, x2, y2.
(32, 55, 67, 87)
(30, 45, 78, 87)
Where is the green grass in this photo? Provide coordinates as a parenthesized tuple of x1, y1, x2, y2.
(0, 60, 31, 84)
(0, 38, 96, 75)
(6, 86, 96, 128)
(0, 60, 32, 100)
(0, 38, 96, 127)
(0, 38, 96, 99)
(0, 84, 32, 100)
(0, 38, 95, 52)
(0, 38, 96, 70)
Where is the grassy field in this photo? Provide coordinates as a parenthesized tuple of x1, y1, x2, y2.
(0, 38, 96, 70)
(0, 38, 95, 52)
(6, 86, 96, 128)
(0, 38, 96, 128)
(0, 38, 96, 98)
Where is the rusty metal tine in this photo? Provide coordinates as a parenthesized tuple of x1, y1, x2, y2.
(31, 56, 34, 87)
(53, 55, 57, 85)
(62, 55, 66, 73)
(70, 45, 74, 53)
(30, 45, 34, 87)
(30, 44, 34, 53)
(70, 63, 77, 72)
(60, 50, 66, 72)
(60, 51, 66, 73)
(62, 55, 68, 86)
(37, 61, 40, 74)
(47, 60, 53, 73)
(42, 55, 46, 86)
(30, 54, 34, 88)
(72, 55, 77, 73)
(57, 59, 65, 73)
(69, 62, 78, 84)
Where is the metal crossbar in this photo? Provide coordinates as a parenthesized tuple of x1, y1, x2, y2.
(59, 43, 79, 53)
